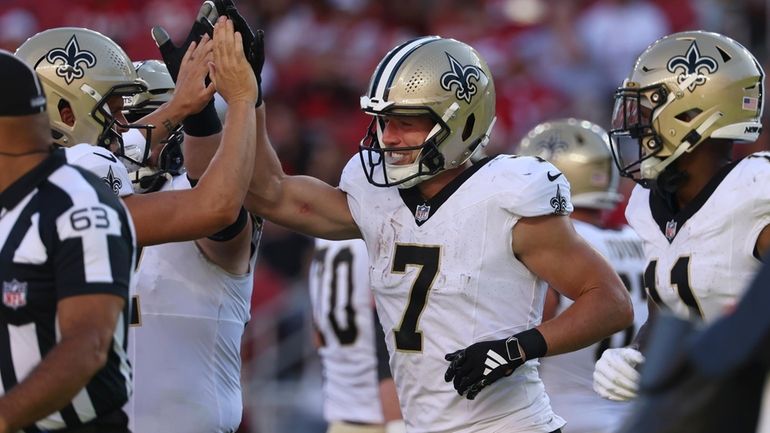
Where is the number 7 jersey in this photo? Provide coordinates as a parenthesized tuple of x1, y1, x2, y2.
(340, 154, 571, 433)
(625, 152, 770, 322)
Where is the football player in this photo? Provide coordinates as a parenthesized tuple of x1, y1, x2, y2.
(13, 17, 259, 430)
(309, 238, 404, 433)
(120, 58, 261, 433)
(593, 30, 770, 402)
(244, 35, 633, 432)
(13, 17, 257, 247)
(518, 119, 648, 433)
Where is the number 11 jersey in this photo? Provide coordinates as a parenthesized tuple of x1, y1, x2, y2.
(626, 152, 770, 323)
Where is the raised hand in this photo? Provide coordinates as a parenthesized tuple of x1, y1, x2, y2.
(151, 1, 218, 82)
(593, 347, 645, 401)
(210, 16, 257, 106)
(169, 34, 216, 117)
(213, 0, 264, 106)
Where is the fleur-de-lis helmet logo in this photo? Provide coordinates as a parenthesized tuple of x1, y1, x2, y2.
(536, 132, 569, 159)
(440, 52, 483, 103)
(666, 40, 718, 92)
(45, 35, 97, 85)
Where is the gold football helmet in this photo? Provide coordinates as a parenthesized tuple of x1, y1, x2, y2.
(125, 60, 175, 122)
(15, 27, 149, 151)
(519, 119, 622, 210)
(125, 60, 183, 193)
(359, 36, 496, 188)
(610, 31, 764, 183)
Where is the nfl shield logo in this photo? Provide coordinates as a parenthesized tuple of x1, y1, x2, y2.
(415, 204, 431, 223)
(3, 279, 28, 309)
(665, 219, 678, 241)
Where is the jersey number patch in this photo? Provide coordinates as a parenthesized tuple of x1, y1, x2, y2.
(312, 246, 359, 345)
(645, 256, 702, 318)
(392, 244, 440, 352)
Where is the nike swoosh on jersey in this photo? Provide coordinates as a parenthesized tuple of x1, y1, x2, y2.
(93, 151, 117, 163)
(547, 171, 562, 182)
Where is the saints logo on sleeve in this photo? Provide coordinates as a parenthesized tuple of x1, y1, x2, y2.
(63, 143, 134, 197)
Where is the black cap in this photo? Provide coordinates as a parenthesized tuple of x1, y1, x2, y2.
(0, 49, 46, 117)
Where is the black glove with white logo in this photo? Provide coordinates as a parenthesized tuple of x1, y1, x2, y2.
(214, 0, 265, 106)
(444, 328, 547, 400)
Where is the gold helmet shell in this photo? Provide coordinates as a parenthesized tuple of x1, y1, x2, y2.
(126, 59, 175, 120)
(610, 31, 764, 182)
(359, 36, 496, 188)
(519, 118, 622, 210)
(15, 27, 147, 148)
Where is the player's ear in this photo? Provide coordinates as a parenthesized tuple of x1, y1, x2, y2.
(59, 100, 75, 126)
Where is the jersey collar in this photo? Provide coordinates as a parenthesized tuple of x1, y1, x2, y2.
(649, 159, 739, 243)
(399, 156, 492, 226)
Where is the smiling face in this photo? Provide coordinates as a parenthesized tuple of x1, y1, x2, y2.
(379, 114, 435, 166)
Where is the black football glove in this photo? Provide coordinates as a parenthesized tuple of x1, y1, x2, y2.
(213, 0, 265, 106)
(444, 337, 525, 400)
(151, 1, 218, 82)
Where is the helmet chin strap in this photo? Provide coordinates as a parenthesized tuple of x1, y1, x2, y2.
(641, 110, 724, 179)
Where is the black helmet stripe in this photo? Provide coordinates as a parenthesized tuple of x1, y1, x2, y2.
(369, 36, 441, 101)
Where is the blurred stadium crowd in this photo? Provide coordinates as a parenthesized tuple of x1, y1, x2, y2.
(2, 0, 768, 431)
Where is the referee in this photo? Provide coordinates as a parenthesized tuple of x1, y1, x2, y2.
(0, 50, 136, 433)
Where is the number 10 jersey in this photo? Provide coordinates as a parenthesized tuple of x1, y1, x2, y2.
(309, 238, 384, 425)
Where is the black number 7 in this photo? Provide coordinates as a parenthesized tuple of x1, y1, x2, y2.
(392, 244, 440, 352)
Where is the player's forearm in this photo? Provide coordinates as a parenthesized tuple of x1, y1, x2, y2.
(183, 132, 222, 179)
(379, 379, 403, 422)
(196, 100, 256, 222)
(630, 299, 659, 352)
(136, 100, 188, 152)
(242, 105, 359, 238)
(0, 336, 108, 432)
(245, 103, 287, 215)
(538, 279, 633, 356)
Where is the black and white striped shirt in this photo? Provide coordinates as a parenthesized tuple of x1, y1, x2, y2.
(0, 150, 136, 432)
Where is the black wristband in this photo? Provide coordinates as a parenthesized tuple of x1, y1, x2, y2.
(183, 98, 222, 137)
(208, 207, 248, 242)
(514, 328, 548, 360)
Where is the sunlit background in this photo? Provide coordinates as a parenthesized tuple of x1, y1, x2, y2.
(2, 0, 768, 431)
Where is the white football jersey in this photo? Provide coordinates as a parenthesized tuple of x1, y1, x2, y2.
(539, 220, 648, 433)
(626, 152, 770, 323)
(309, 238, 384, 425)
(340, 154, 572, 433)
(63, 143, 134, 197)
(126, 175, 259, 433)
